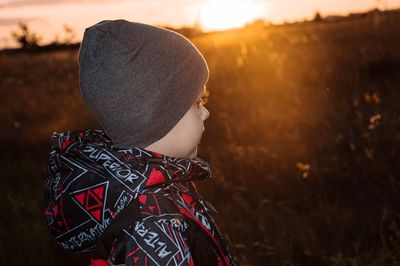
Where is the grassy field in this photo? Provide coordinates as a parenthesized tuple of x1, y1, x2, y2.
(1, 12, 400, 265)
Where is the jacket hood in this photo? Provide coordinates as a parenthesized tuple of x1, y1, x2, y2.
(43, 129, 212, 253)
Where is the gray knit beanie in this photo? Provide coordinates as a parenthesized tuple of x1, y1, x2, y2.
(78, 19, 209, 148)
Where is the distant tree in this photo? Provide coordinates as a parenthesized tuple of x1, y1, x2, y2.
(63, 23, 76, 45)
(313, 11, 323, 22)
(193, 19, 202, 33)
(376, 0, 388, 11)
(245, 19, 268, 29)
(52, 33, 62, 46)
(11, 22, 42, 49)
(162, 25, 203, 38)
(51, 24, 76, 46)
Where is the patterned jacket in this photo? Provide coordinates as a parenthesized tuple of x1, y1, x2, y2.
(43, 129, 237, 265)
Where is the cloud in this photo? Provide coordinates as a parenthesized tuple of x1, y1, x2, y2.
(0, 0, 206, 8)
(0, 0, 119, 8)
(0, 16, 40, 25)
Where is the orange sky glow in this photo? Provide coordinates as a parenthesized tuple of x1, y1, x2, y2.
(0, 0, 399, 48)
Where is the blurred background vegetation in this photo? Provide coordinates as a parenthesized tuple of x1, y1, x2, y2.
(1, 8, 400, 266)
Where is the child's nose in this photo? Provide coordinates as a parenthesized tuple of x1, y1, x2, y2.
(201, 106, 210, 121)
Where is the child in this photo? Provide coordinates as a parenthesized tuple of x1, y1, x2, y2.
(43, 19, 237, 266)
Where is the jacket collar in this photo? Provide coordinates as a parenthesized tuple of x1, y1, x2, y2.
(49, 129, 212, 187)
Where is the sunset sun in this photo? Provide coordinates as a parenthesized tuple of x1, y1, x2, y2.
(199, 0, 265, 31)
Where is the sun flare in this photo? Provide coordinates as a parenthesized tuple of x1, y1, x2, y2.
(199, 0, 264, 31)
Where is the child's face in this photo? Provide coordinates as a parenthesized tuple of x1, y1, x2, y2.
(145, 87, 210, 159)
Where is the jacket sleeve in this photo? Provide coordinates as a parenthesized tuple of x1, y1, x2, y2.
(104, 215, 196, 266)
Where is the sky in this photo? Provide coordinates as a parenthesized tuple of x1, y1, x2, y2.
(1, 0, 399, 48)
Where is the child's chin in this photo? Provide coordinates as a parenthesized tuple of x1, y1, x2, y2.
(188, 148, 198, 159)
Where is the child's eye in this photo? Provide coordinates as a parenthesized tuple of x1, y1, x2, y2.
(197, 96, 208, 106)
